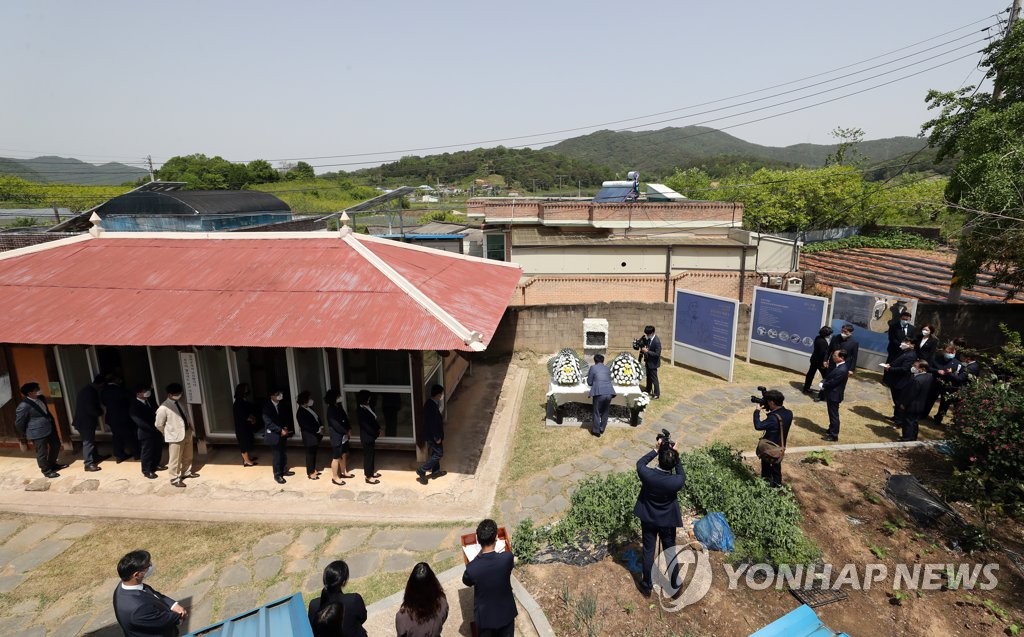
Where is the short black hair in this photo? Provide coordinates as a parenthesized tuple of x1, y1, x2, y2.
(117, 549, 151, 581)
(134, 383, 150, 394)
(593, 354, 605, 364)
(20, 382, 40, 395)
(658, 445, 679, 471)
(763, 389, 784, 406)
(93, 373, 106, 384)
(324, 388, 341, 404)
(900, 310, 913, 318)
(296, 390, 311, 405)
(915, 360, 930, 372)
(476, 518, 498, 547)
(842, 324, 855, 333)
(166, 382, 183, 395)
(644, 325, 656, 335)
(834, 349, 847, 359)
(819, 326, 833, 338)
(430, 384, 444, 398)
(357, 389, 371, 405)
(233, 383, 250, 400)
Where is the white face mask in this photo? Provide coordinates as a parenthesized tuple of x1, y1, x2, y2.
(304, 401, 314, 408)
(170, 394, 182, 401)
(921, 329, 931, 336)
(841, 332, 851, 339)
(335, 397, 343, 404)
(900, 343, 913, 350)
(143, 564, 154, 580)
(272, 394, 283, 402)
(143, 390, 152, 398)
(911, 367, 923, 376)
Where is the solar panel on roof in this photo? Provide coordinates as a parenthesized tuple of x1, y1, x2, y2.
(593, 186, 636, 203)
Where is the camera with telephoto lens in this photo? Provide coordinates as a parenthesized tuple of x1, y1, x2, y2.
(656, 428, 673, 447)
(632, 335, 649, 351)
(749, 386, 769, 406)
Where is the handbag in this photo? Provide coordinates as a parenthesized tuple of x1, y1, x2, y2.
(755, 413, 788, 464)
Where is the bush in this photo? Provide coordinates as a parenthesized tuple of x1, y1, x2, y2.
(945, 327, 1024, 518)
(682, 443, 820, 565)
(514, 443, 820, 565)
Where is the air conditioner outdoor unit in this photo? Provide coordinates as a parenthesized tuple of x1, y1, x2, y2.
(786, 277, 804, 293)
(769, 276, 784, 288)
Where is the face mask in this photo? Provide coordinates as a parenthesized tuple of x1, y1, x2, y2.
(841, 332, 851, 339)
(170, 394, 182, 401)
(900, 320, 909, 327)
(273, 395, 283, 402)
(143, 564, 154, 580)
(921, 329, 930, 336)
(900, 343, 913, 350)
(335, 397, 343, 404)
(911, 367, 923, 376)
(143, 390, 152, 398)
(944, 352, 955, 360)
(305, 401, 314, 408)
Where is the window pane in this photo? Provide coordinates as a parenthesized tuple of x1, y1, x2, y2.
(486, 234, 505, 261)
(345, 391, 413, 440)
(422, 350, 440, 377)
(197, 348, 233, 434)
(57, 346, 92, 421)
(343, 350, 410, 386)
(236, 347, 290, 406)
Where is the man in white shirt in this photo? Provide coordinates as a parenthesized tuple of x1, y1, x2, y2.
(112, 549, 187, 637)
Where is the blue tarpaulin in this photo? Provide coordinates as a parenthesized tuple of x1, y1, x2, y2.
(749, 604, 850, 637)
(182, 592, 312, 637)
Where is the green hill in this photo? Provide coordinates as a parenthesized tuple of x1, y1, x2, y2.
(544, 126, 928, 177)
(0, 156, 148, 185)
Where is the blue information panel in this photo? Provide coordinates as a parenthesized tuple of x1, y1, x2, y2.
(751, 289, 828, 355)
(674, 290, 737, 359)
(830, 288, 918, 356)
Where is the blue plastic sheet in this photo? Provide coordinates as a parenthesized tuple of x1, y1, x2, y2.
(693, 512, 735, 552)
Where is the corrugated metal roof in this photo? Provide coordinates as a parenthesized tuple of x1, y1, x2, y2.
(183, 592, 312, 637)
(0, 232, 522, 350)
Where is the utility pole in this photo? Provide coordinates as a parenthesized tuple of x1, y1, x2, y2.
(948, 0, 1020, 302)
(146, 155, 155, 182)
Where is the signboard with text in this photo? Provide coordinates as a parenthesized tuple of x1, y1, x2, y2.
(829, 288, 918, 369)
(748, 287, 830, 373)
(672, 290, 739, 381)
(178, 352, 202, 405)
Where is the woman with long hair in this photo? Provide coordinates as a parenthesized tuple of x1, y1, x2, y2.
(311, 601, 343, 637)
(232, 383, 258, 467)
(308, 560, 367, 637)
(324, 389, 354, 486)
(296, 390, 323, 480)
(395, 562, 449, 637)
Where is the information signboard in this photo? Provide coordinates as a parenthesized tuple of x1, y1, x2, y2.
(829, 288, 918, 369)
(178, 352, 202, 405)
(672, 290, 739, 381)
(748, 288, 829, 373)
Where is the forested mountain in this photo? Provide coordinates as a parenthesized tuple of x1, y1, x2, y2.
(0, 156, 148, 185)
(544, 126, 929, 177)
(352, 147, 614, 190)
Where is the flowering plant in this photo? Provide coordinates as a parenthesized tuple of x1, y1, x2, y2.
(547, 348, 587, 386)
(628, 392, 651, 411)
(609, 352, 644, 386)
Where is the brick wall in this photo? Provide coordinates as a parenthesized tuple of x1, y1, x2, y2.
(487, 301, 753, 359)
(468, 198, 743, 226)
(0, 232, 80, 252)
(512, 270, 763, 305)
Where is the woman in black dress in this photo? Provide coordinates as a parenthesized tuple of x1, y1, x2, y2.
(324, 389, 354, 487)
(357, 390, 381, 484)
(308, 560, 367, 637)
(296, 390, 323, 480)
(232, 383, 258, 467)
(915, 323, 940, 367)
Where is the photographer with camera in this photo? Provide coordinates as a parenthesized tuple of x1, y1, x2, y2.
(633, 429, 686, 597)
(752, 388, 793, 488)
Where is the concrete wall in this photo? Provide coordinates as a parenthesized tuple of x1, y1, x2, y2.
(512, 271, 763, 305)
(487, 301, 753, 359)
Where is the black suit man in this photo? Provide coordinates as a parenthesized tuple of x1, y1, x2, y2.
(462, 518, 516, 637)
(634, 440, 687, 596)
(802, 327, 833, 393)
(416, 384, 446, 484)
(826, 324, 859, 374)
(113, 549, 186, 637)
(357, 390, 382, 484)
(899, 361, 933, 442)
(263, 390, 292, 484)
(73, 374, 107, 471)
(130, 385, 161, 479)
(641, 325, 662, 399)
(886, 310, 919, 363)
(820, 350, 850, 441)
(882, 339, 917, 420)
(102, 376, 139, 462)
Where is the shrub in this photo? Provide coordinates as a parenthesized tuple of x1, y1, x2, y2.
(513, 443, 819, 565)
(945, 326, 1024, 519)
(801, 230, 937, 254)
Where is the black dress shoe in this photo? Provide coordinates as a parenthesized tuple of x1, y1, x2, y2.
(275, 476, 287, 484)
(283, 471, 295, 476)
(51, 463, 69, 471)
(43, 471, 60, 479)
(417, 475, 429, 485)
(84, 464, 101, 472)
(115, 456, 129, 464)
(822, 434, 838, 442)
(429, 470, 447, 480)
(897, 437, 917, 442)
(184, 472, 200, 479)
(170, 480, 186, 488)
(144, 472, 158, 479)
(156, 465, 168, 471)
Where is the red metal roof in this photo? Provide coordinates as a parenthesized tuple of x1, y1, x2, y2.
(0, 232, 522, 350)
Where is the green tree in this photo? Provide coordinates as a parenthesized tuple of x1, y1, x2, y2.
(285, 161, 315, 181)
(824, 126, 866, 167)
(246, 159, 278, 184)
(922, 20, 1024, 296)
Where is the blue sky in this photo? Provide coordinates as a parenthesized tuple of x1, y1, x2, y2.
(0, 0, 1009, 172)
